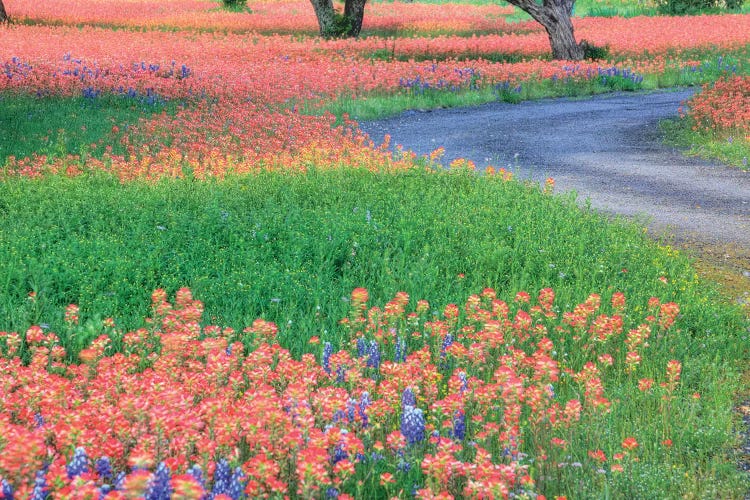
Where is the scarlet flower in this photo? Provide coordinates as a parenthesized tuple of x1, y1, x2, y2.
(588, 449, 607, 462)
(638, 378, 654, 392)
(380, 472, 395, 485)
(622, 437, 638, 451)
(351, 287, 369, 306)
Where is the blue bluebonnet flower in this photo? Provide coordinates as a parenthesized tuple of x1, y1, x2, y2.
(452, 411, 466, 441)
(95, 456, 113, 480)
(114, 471, 126, 490)
(29, 468, 47, 500)
(322, 342, 333, 374)
(440, 334, 453, 356)
(401, 387, 416, 408)
(459, 371, 468, 393)
(33, 413, 44, 428)
(1, 478, 13, 500)
(326, 487, 340, 498)
(211, 459, 231, 497)
(358, 391, 371, 428)
(336, 365, 347, 384)
(226, 467, 245, 500)
(331, 445, 348, 464)
(187, 464, 205, 489)
(67, 447, 89, 478)
(394, 337, 406, 363)
(356, 337, 367, 358)
(347, 398, 356, 423)
(400, 405, 425, 445)
(146, 462, 172, 500)
(366, 340, 381, 370)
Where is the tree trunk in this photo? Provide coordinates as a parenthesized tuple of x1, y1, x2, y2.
(0, 0, 8, 23)
(309, 0, 367, 38)
(343, 0, 367, 37)
(504, 0, 584, 60)
(310, 0, 337, 36)
(542, 6, 584, 60)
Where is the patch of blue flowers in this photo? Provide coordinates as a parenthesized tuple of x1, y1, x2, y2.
(399, 65, 482, 94)
(0, 452, 251, 500)
(2, 57, 33, 80)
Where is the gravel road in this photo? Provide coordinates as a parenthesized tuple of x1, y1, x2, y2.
(359, 88, 750, 251)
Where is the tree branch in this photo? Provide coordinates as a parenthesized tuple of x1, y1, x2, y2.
(502, 0, 548, 24)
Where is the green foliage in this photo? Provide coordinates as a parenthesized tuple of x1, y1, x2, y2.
(661, 118, 750, 170)
(655, 0, 743, 14)
(220, 0, 248, 10)
(0, 92, 175, 166)
(322, 11, 355, 38)
(581, 40, 611, 61)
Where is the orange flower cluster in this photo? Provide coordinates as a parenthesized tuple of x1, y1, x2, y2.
(684, 75, 750, 139)
(0, 286, 685, 497)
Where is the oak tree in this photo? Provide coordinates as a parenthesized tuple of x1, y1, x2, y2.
(504, 0, 584, 60)
(309, 0, 367, 38)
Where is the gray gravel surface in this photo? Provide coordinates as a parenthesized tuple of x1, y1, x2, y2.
(359, 88, 750, 249)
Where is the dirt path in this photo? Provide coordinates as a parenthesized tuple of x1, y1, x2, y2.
(359, 88, 750, 303)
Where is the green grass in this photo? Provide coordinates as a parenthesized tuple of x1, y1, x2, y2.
(0, 92, 177, 165)
(661, 118, 750, 169)
(307, 73, 649, 122)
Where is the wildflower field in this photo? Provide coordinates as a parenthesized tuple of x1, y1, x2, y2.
(1, 0, 750, 497)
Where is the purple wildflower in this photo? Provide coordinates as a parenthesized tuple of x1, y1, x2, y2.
(322, 342, 333, 375)
(358, 391, 371, 428)
(401, 387, 416, 408)
(187, 464, 205, 488)
(400, 405, 425, 445)
(452, 411, 466, 441)
(145, 462, 172, 500)
(394, 337, 406, 363)
(29, 469, 47, 500)
(1, 478, 13, 500)
(367, 340, 381, 370)
(67, 447, 89, 479)
(227, 467, 245, 500)
(95, 456, 113, 480)
(211, 459, 231, 497)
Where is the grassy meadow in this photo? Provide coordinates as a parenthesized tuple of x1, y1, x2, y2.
(0, 0, 749, 497)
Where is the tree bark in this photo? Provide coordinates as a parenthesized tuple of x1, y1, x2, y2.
(504, 0, 584, 60)
(0, 0, 8, 23)
(343, 0, 367, 37)
(542, 5, 584, 60)
(309, 0, 367, 38)
(310, 0, 337, 36)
